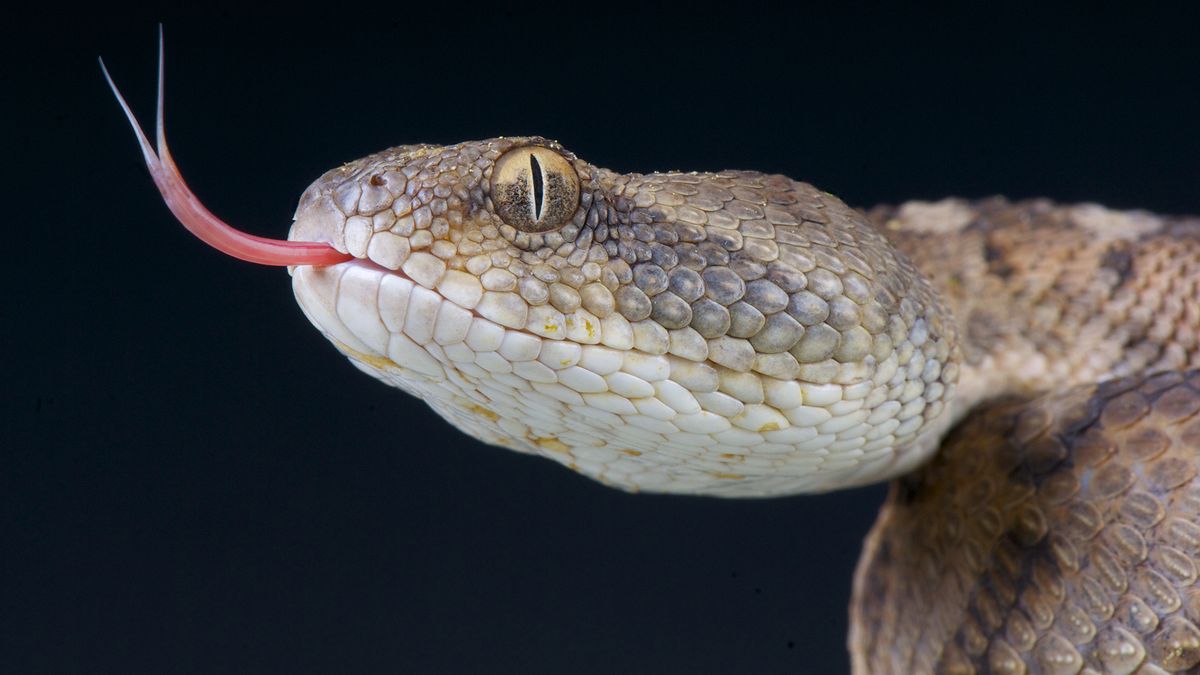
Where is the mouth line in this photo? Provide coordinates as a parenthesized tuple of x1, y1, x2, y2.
(320, 254, 499, 329)
(315, 253, 619, 362)
(318, 255, 732, 383)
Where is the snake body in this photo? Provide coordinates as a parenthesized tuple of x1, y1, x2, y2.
(108, 54, 1200, 671)
(857, 200, 1200, 673)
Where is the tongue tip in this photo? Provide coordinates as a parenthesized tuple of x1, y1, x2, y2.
(103, 30, 353, 268)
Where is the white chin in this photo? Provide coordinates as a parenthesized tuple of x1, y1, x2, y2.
(290, 262, 934, 498)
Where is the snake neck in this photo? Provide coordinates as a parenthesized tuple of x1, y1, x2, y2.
(871, 197, 1200, 417)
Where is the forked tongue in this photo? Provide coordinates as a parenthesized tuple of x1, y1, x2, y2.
(100, 29, 352, 267)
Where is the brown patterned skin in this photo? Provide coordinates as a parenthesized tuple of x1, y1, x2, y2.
(850, 199, 1200, 673)
(869, 199, 1200, 406)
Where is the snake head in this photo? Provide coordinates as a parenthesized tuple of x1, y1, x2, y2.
(107, 34, 960, 497)
(283, 133, 962, 495)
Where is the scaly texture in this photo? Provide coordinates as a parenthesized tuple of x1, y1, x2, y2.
(849, 199, 1200, 673)
(288, 138, 959, 496)
(108, 49, 1200, 669)
(850, 371, 1200, 674)
(871, 199, 1200, 405)
(273, 139, 1199, 669)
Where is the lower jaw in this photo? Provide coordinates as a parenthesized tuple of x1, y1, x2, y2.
(289, 261, 942, 497)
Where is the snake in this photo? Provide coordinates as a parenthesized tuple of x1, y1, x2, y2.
(104, 41, 1200, 674)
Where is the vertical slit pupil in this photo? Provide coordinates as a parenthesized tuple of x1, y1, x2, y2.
(529, 153, 544, 221)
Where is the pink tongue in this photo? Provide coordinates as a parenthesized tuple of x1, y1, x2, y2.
(101, 30, 353, 267)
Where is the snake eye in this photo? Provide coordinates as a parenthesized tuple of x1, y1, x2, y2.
(490, 146, 580, 233)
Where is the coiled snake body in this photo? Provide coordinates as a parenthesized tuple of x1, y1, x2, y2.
(106, 46, 1200, 673)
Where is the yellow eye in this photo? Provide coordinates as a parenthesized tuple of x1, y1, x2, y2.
(490, 146, 580, 233)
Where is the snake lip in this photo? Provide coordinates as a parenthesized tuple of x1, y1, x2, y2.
(101, 28, 352, 267)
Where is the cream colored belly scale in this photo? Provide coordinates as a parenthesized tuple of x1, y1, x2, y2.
(291, 257, 948, 497)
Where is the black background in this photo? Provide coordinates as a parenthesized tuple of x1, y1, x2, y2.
(5, 6, 1199, 674)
